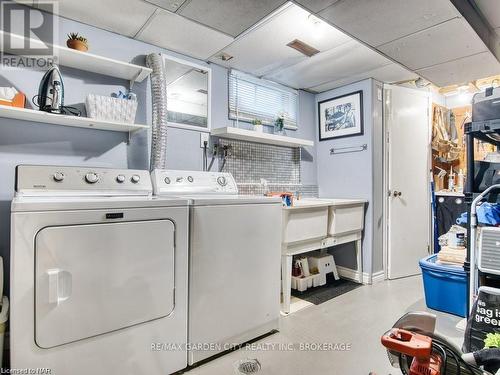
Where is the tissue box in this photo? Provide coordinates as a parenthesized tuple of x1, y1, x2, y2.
(0, 92, 25, 108)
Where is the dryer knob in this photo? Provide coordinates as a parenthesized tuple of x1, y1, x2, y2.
(131, 175, 141, 184)
(187, 176, 194, 183)
(53, 172, 64, 182)
(85, 172, 99, 184)
(164, 177, 171, 184)
(116, 174, 126, 183)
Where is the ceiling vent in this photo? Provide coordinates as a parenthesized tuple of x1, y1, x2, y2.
(216, 52, 234, 61)
(286, 39, 320, 57)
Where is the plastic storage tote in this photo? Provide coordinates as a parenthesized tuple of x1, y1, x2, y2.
(419, 254, 468, 317)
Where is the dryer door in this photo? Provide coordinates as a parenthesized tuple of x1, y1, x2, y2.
(35, 219, 175, 348)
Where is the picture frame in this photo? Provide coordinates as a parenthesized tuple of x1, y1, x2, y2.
(318, 90, 363, 141)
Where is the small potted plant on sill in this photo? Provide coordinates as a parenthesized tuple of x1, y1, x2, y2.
(252, 119, 263, 133)
(274, 114, 284, 135)
(66, 33, 89, 52)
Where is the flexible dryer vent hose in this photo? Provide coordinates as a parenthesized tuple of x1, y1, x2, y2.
(146, 53, 168, 171)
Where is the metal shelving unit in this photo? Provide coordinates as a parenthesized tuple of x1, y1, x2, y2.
(464, 119, 500, 312)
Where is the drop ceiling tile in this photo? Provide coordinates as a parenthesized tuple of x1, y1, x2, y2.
(143, 0, 188, 12)
(209, 3, 351, 76)
(319, 0, 460, 47)
(378, 18, 488, 70)
(475, 0, 500, 28)
(39, 0, 158, 38)
(136, 9, 233, 60)
(264, 41, 391, 89)
(293, 0, 340, 13)
(416, 51, 500, 86)
(179, 0, 287, 37)
(309, 63, 417, 92)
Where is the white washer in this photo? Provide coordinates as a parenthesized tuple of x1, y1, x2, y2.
(11, 165, 189, 375)
(151, 169, 282, 365)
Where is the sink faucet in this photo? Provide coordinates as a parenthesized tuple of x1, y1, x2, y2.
(260, 178, 269, 195)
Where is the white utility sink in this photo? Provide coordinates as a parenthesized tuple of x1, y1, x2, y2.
(281, 198, 366, 245)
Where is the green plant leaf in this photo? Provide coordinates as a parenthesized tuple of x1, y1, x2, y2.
(484, 332, 500, 348)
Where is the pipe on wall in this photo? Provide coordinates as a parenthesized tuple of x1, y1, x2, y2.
(146, 53, 168, 171)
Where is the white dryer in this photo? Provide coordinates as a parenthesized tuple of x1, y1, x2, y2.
(151, 170, 282, 365)
(11, 165, 189, 375)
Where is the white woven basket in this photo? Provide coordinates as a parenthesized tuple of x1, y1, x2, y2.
(85, 94, 138, 124)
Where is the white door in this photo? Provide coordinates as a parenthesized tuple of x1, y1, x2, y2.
(385, 85, 431, 279)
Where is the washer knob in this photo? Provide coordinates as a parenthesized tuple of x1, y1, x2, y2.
(217, 176, 227, 186)
(187, 176, 194, 183)
(131, 175, 141, 184)
(116, 174, 126, 183)
(53, 172, 64, 182)
(85, 172, 99, 184)
(164, 177, 171, 184)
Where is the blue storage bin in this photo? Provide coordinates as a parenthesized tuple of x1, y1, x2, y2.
(419, 254, 468, 317)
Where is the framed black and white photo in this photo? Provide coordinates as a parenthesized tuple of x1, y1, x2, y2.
(318, 91, 363, 141)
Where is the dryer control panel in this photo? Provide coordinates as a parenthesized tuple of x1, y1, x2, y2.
(16, 165, 152, 196)
(151, 169, 238, 195)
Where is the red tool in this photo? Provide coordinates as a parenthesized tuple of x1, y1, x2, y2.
(381, 329, 443, 375)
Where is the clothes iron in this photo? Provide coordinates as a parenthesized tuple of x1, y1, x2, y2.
(37, 65, 64, 114)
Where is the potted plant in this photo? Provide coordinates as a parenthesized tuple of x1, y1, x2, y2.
(274, 115, 284, 135)
(252, 119, 263, 133)
(66, 33, 89, 52)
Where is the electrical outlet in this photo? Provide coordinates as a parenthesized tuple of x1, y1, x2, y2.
(200, 132, 209, 148)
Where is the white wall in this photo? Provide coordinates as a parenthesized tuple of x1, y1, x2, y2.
(0, 7, 318, 296)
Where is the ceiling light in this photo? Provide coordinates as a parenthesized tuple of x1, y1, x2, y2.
(308, 14, 322, 26)
(414, 78, 430, 88)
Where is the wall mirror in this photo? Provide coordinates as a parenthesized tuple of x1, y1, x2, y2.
(163, 54, 211, 131)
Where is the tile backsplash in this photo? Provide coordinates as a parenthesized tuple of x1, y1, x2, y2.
(218, 138, 318, 197)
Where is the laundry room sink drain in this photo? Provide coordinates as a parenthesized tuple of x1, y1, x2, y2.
(234, 358, 261, 374)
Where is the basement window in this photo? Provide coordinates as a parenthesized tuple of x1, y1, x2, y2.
(228, 70, 299, 129)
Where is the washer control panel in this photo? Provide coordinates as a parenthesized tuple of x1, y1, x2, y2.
(151, 169, 238, 195)
(16, 165, 152, 196)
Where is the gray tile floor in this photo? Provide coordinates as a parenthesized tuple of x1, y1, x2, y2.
(184, 276, 463, 375)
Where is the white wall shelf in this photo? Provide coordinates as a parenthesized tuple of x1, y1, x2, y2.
(211, 127, 314, 148)
(0, 106, 149, 133)
(1, 32, 152, 83)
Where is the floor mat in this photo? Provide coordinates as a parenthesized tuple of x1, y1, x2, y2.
(291, 275, 361, 305)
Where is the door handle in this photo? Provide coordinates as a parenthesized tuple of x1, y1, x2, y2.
(48, 269, 72, 305)
(392, 190, 402, 197)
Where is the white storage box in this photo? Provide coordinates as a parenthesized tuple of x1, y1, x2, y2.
(328, 204, 365, 236)
(291, 275, 315, 292)
(85, 94, 138, 124)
